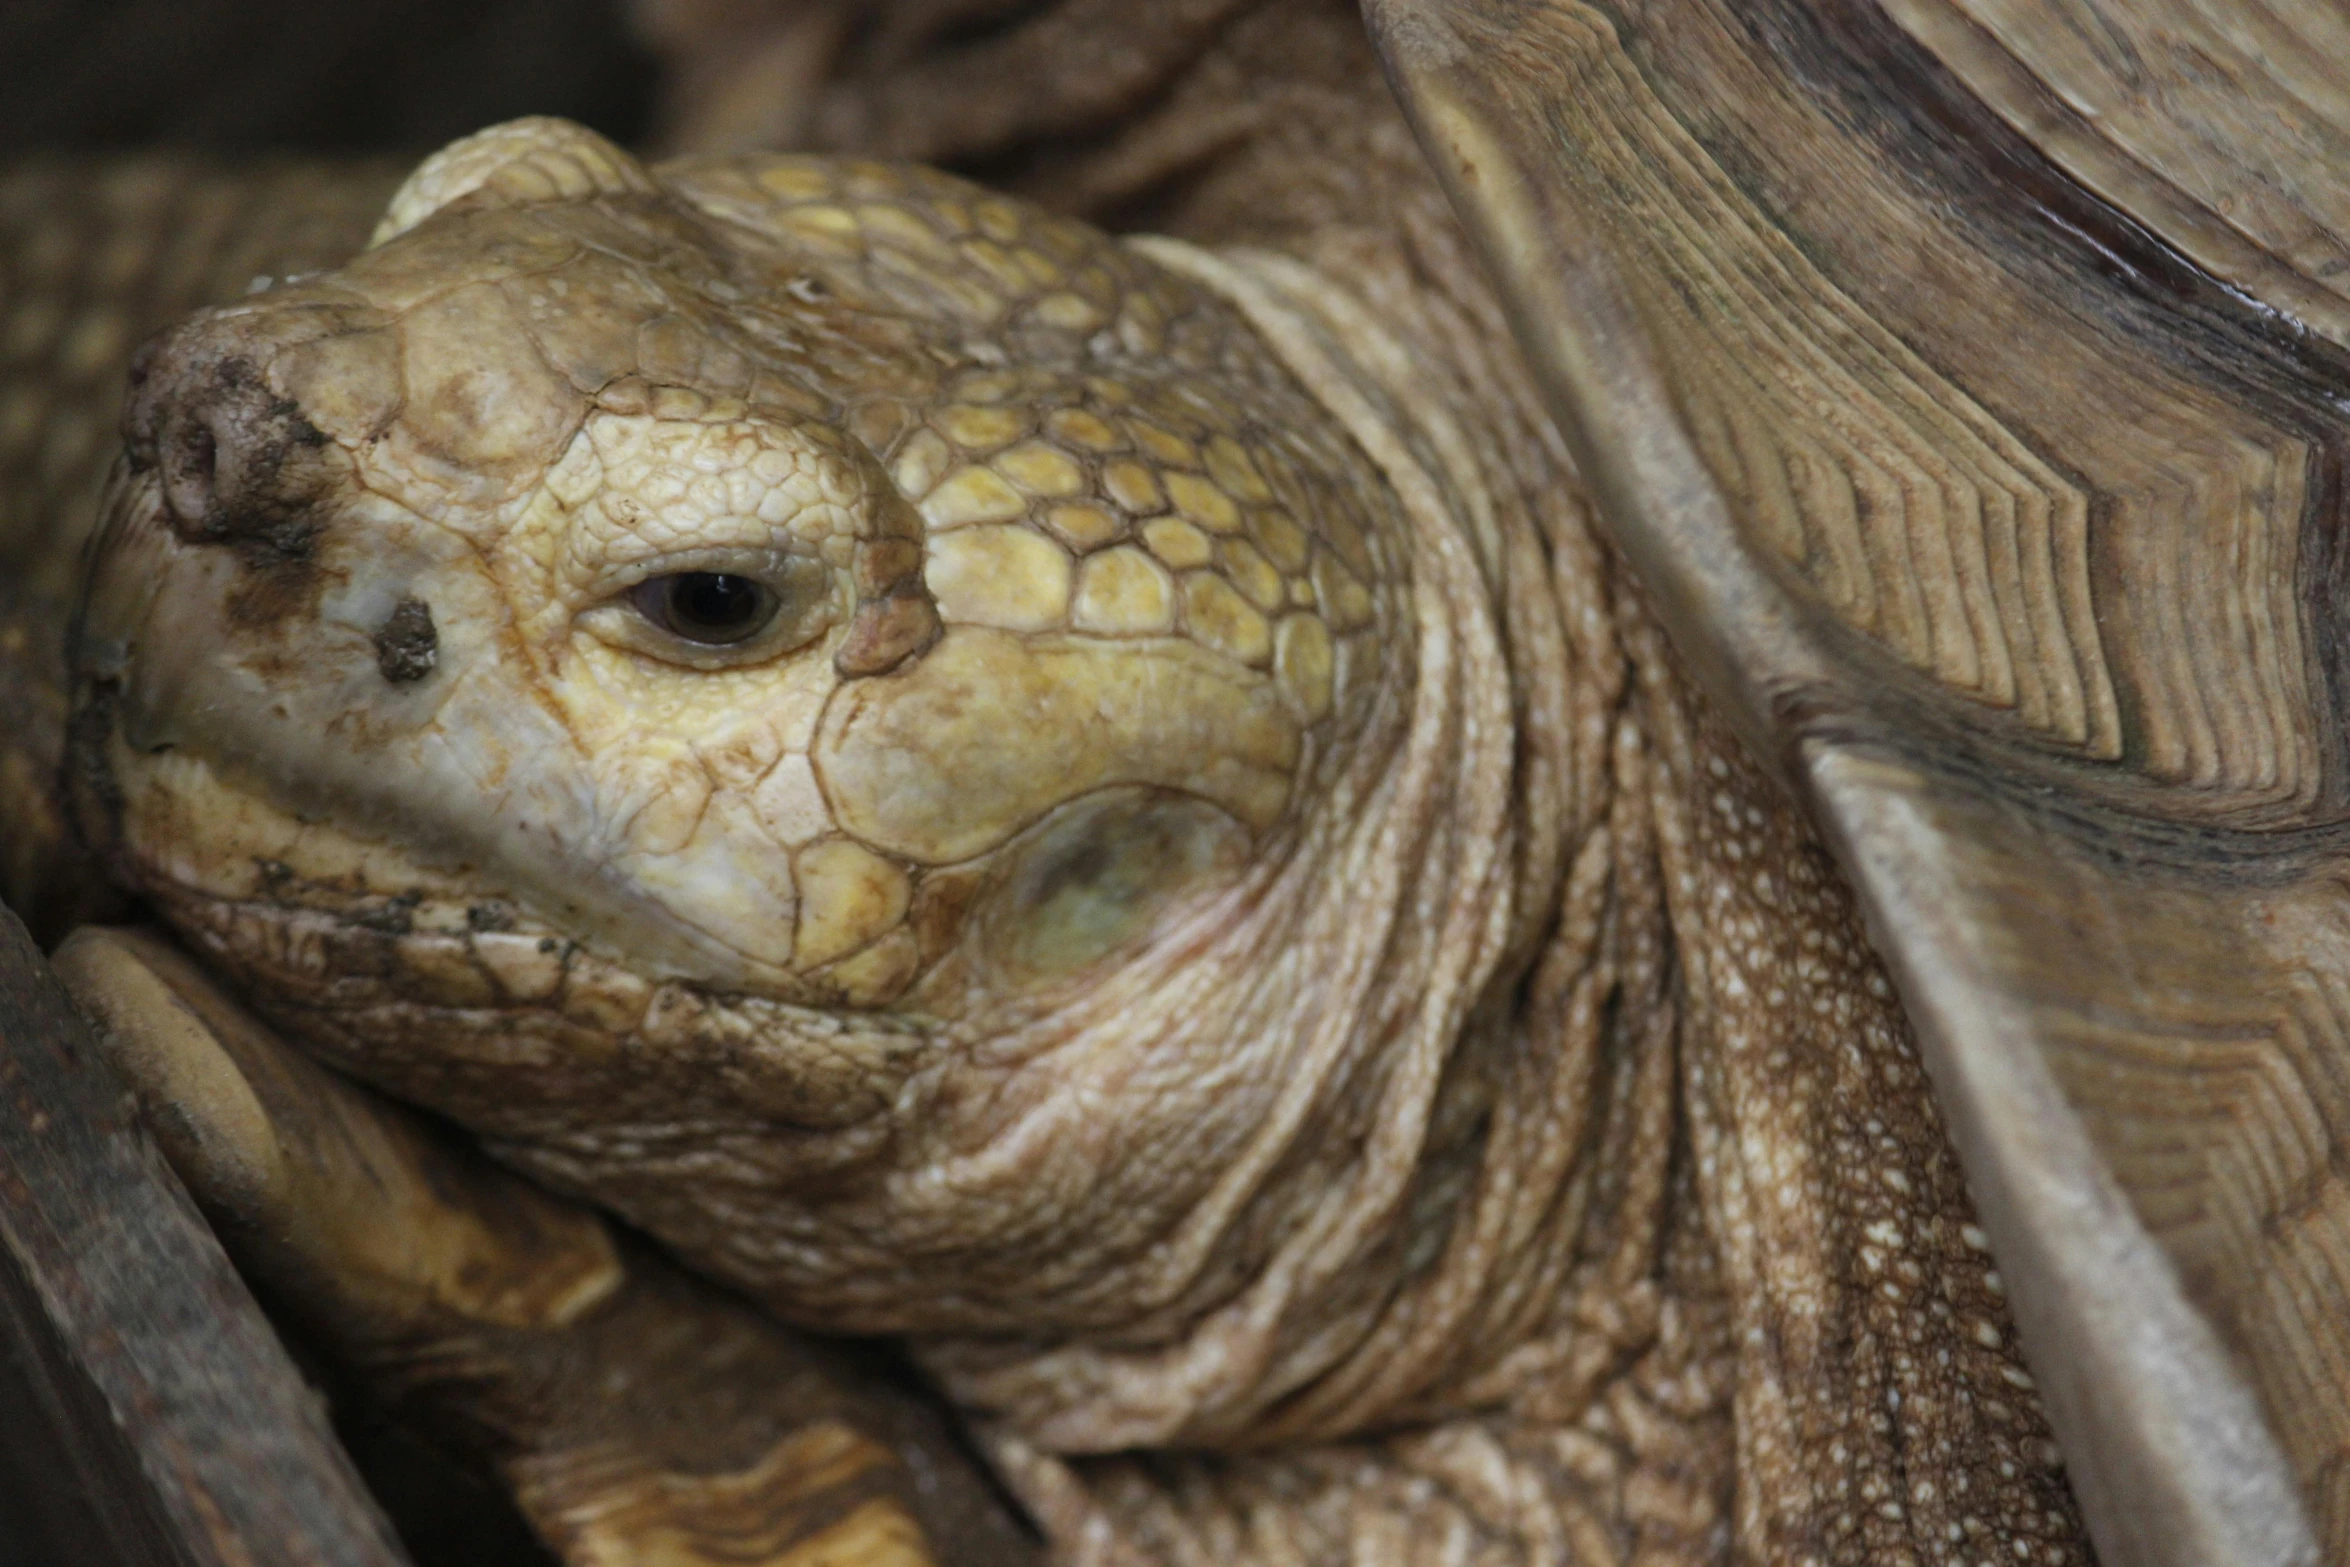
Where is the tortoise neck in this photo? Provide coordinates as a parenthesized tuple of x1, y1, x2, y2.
(903, 238, 1634, 1451)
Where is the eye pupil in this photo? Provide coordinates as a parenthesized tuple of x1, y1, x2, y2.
(673, 572, 758, 632)
(635, 571, 777, 645)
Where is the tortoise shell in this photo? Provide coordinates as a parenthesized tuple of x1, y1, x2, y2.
(1366, 2, 2350, 1562)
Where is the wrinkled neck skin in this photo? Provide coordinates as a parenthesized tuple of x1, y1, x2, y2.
(916, 239, 1591, 1452)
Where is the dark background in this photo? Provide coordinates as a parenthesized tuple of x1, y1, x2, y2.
(0, 0, 657, 154)
(0, 5, 662, 1560)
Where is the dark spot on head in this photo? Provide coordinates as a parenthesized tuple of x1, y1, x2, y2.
(466, 902, 517, 933)
(219, 519, 330, 647)
(350, 891, 421, 936)
(238, 516, 320, 571)
(374, 596, 439, 685)
(835, 590, 941, 678)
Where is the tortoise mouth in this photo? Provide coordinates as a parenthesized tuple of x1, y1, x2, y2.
(66, 648, 597, 1028)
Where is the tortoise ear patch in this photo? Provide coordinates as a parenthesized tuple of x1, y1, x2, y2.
(370, 117, 658, 248)
(976, 787, 1250, 987)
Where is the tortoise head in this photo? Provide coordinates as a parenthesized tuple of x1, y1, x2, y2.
(77, 119, 1374, 1011)
(68, 121, 1540, 1436)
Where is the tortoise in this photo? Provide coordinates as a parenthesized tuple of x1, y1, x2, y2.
(2, 1, 2344, 1564)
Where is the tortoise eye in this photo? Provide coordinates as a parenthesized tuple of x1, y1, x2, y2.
(631, 572, 778, 645)
(585, 555, 837, 668)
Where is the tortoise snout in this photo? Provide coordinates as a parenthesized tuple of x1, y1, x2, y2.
(123, 318, 343, 557)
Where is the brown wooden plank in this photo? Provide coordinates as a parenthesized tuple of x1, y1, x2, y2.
(0, 900, 411, 1567)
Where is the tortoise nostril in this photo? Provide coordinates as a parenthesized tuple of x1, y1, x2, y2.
(123, 334, 340, 553)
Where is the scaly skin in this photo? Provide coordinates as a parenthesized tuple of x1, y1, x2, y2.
(70, 114, 2089, 1566)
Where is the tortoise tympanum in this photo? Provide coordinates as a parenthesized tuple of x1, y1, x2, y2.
(8, 2, 2348, 1565)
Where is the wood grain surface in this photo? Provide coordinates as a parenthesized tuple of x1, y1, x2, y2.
(0, 901, 413, 1566)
